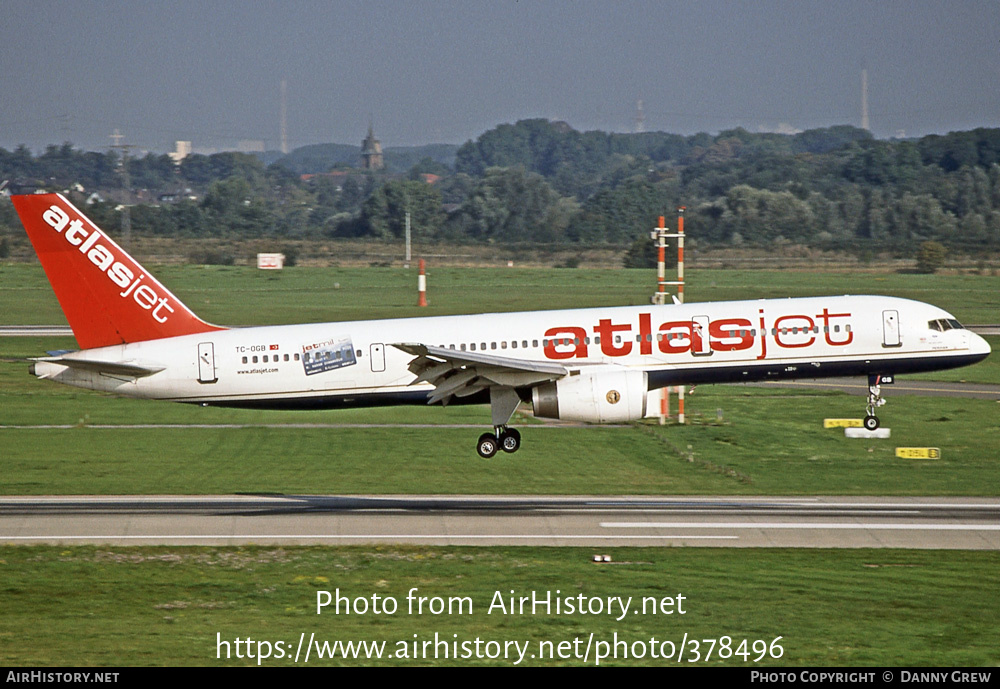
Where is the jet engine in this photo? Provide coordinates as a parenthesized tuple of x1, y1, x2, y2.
(531, 368, 647, 423)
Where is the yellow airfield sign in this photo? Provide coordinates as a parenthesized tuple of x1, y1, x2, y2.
(895, 448, 941, 459)
(824, 419, 863, 428)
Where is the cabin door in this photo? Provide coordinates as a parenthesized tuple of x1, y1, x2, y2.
(692, 316, 712, 355)
(882, 310, 901, 347)
(198, 342, 218, 383)
(370, 343, 386, 373)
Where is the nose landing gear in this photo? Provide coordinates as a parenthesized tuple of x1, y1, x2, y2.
(863, 374, 891, 431)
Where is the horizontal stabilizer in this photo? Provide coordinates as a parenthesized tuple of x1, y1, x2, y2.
(31, 356, 165, 378)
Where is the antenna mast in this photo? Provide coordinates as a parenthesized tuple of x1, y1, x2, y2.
(280, 80, 289, 154)
(109, 128, 136, 249)
(861, 68, 870, 131)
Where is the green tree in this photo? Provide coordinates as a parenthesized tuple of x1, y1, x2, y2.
(447, 167, 566, 242)
(623, 233, 678, 269)
(915, 240, 947, 273)
(360, 180, 444, 240)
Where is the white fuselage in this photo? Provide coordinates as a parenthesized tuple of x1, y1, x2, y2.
(33, 295, 991, 409)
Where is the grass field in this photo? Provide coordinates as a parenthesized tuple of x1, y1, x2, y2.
(1, 262, 998, 666)
(2, 261, 999, 325)
(1, 546, 997, 666)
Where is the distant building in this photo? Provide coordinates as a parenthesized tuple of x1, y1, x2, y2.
(361, 124, 384, 170)
(168, 141, 191, 165)
(300, 170, 352, 191)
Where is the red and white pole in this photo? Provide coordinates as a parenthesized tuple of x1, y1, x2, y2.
(656, 215, 666, 303)
(660, 382, 669, 423)
(676, 207, 685, 423)
(417, 258, 427, 307)
(676, 207, 685, 304)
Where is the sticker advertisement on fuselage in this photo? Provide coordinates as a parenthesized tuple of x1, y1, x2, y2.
(302, 337, 357, 376)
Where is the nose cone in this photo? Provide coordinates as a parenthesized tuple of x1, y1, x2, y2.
(970, 332, 992, 361)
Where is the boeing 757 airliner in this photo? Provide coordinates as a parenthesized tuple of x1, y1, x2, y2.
(12, 194, 991, 457)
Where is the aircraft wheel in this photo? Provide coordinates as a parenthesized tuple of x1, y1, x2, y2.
(477, 433, 498, 459)
(500, 428, 521, 453)
(863, 415, 880, 431)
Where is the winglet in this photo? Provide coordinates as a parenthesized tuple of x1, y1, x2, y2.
(13, 193, 224, 349)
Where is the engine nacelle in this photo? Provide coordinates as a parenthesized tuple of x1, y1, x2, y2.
(532, 369, 647, 423)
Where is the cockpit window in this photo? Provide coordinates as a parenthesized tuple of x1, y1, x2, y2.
(928, 319, 965, 332)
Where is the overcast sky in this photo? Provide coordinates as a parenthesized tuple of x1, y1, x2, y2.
(1, 0, 998, 154)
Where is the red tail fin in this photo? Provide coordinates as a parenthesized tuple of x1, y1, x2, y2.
(13, 193, 224, 349)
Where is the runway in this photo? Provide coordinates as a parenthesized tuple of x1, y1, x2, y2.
(1, 495, 997, 549)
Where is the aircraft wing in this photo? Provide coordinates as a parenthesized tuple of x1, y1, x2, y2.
(31, 355, 165, 378)
(392, 343, 567, 405)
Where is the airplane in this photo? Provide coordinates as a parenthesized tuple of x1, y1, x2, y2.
(11, 193, 992, 457)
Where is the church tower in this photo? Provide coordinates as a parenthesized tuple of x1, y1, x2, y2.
(361, 123, 384, 170)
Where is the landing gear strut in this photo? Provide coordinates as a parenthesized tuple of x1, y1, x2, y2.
(477, 426, 521, 459)
(864, 374, 888, 431)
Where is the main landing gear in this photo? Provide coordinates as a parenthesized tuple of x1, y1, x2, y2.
(477, 426, 521, 459)
(476, 386, 524, 458)
(863, 374, 889, 431)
